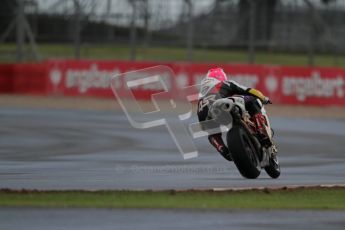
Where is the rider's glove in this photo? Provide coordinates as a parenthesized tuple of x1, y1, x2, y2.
(263, 97, 272, 105)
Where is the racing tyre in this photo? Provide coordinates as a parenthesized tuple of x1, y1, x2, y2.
(227, 125, 261, 179)
(264, 156, 281, 179)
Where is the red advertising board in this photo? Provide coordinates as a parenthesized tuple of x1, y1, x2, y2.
(46, 60, 173, 99)
(0, 64, 14, 93)
(0, 60, 344, 106)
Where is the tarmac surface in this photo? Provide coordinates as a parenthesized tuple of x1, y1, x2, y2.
(1, 107, 344, 190)
(1, 106, 345, 230)
(1, 208, 345, 230)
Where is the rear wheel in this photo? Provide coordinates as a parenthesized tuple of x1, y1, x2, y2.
(227, 125, 261, 179)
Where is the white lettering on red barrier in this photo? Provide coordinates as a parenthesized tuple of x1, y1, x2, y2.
(49, 68, 62, 87)
(40, 60, 345, 106)
(282, 71, 344, 101)
(265, 74, 279, 94)
(176, 73, 189, 89)
(65, 64, 121, 93)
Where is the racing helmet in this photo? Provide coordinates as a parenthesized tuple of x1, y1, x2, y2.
(206, 67, 227, 82)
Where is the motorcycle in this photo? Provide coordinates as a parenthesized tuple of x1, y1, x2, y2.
(209, 96, 280, 179)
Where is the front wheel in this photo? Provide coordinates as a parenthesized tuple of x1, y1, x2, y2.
(227, 125, 261, 179)
(264, 156, 281, 179)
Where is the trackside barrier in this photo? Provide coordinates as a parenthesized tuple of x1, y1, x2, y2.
(0, 64, 14, 93)
(0, 60, 344, 106)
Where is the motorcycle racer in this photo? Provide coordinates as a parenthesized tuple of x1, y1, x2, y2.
(197, 67, 274, 162)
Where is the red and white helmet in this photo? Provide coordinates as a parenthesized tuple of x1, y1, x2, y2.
(206, 68, 227, 82)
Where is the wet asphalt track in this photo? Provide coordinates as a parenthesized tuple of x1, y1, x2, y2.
(1, 208, 345, 230)
(1, 107, 344, 190)
(1, 107, 345, 230)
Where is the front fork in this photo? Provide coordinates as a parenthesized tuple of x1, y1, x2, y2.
(256, 112, 278, 159)
(252, 113, 274, 148)
(247, 106, 278, 160)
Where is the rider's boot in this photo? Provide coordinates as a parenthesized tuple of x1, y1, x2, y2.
(208, 134, 232, 161)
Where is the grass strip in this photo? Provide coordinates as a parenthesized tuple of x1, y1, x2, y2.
(0, 187, 344, 210)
